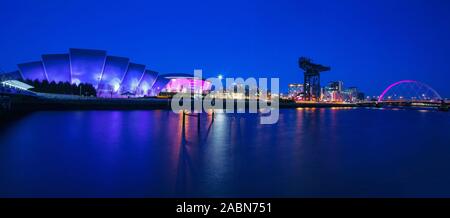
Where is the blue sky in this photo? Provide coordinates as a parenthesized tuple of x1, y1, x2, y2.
(1, 0, 449, 96)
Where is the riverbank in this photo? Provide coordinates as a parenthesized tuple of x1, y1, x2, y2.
(10, 94, 171, 111)
(0, 95, 33, 129)
(0, 95, 12, 117)
(5, 94, 365, 112)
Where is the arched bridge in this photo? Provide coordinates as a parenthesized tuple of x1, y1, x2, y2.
(377, 80, 447, 107)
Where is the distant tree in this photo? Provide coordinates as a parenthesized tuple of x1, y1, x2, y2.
(23, 79, 97, 96)
(32, 79, 40, 92)
(81, 83, 97, 97)
(49, 81, 57, 93)
(56, 81, 64, 94)
(71, 83, 78, 95)
(79, 83, 85, 96)
(41, 80, 49, 93)
(63, 82, 72, 94)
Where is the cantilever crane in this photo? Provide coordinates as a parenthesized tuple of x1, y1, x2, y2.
(298, 57, 330, 101)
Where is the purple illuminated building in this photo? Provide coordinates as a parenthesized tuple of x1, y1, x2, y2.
(42, 54, 71, 83)
(8, 48, 212, 97)
(0, 70, 22, 81)
(97, 56, 130, 97)
(18, 61, 47, 81)
(150, 75, 170, 95)
(69, 48, 107, 87)
(164, 74, 212, 94)
(148, 73, 211, 95)
(136, 70, 158, 96)
(120, 63, 146, 95)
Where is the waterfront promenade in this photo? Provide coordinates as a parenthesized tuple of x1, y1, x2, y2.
(3, 92, 364, 112)
(2, 91, 447, 114)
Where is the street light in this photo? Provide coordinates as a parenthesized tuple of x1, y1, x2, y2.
(218, 74, 223, 80)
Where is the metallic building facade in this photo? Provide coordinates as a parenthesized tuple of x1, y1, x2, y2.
(150, 75, 170, 95)
(120, 63, 146, 94)
(11, 48, 211, 97)
(97, 56, 130, 97)
(69, 48, 107, 87)
(18, 61, 47, 81)
(136, 70, 158, 96)
(42, 54, 71, 83)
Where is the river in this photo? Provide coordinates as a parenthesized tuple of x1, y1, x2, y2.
(0, 108, 449, 197)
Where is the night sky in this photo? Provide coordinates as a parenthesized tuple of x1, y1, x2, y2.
(1, 0, 449, 96)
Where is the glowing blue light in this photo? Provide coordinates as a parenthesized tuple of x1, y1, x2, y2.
(18, 61, 47, 81)
(69, 48, 106, 87)
(120, 63, 145, 94)
(42, 54, 71, 83)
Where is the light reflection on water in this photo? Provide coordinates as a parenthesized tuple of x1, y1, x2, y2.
(0, 108, 449, 197)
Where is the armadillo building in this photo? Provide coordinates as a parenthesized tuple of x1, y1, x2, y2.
(5, 48, 211, 97)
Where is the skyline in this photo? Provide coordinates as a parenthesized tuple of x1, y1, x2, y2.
(1, 0, 450, 96)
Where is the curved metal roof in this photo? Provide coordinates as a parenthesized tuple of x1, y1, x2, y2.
(13, 49, 211, 97)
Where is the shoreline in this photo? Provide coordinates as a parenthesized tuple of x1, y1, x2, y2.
(3, 93, 445, 115)
(0, 94, 445, 128)
(4, 94, 368, 112)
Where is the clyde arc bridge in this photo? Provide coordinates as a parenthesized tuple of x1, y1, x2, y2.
(376, 80, 448, 110)
(377, 80, 442, 103)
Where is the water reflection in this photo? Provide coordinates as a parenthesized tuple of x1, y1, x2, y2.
(175, 129, 193, 194)
(0, 108, 449, 197)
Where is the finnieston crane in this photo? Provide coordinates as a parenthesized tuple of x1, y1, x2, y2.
(298, 57, 330, 101)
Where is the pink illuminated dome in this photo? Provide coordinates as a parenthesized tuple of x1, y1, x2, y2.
(160, 73, 212, 94)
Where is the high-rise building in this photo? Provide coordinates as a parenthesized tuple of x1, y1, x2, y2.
(288, 83, 303, 98)
(346, 86, 358, 102)
(328, 81, 344, 92)
(321, 81, 345, 102)
(321, 81, 365, 103)
(357, 92, 365, 101)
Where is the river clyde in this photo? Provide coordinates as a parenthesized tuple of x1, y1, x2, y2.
(0, 108, 449, 197)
